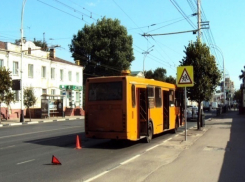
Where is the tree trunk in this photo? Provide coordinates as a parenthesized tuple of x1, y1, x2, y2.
(29, 107, 31, 122)
(197, 101, 201, 130)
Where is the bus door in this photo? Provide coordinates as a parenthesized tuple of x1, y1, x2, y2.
(163, 90, 169, 130)
(137, 88, 148, 136)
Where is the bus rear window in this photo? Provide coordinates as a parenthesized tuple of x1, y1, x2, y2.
(88, 82, 122, 101)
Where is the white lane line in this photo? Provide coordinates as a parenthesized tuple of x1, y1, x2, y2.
(163, 137, 172, 143)
(146, 145, 159, 151)
(57, 119, 66, 121)
(175, 134, 179, 137)
(120, 155, 140, 165)
(0, 126, 81, 139)
(17, 159, 35, 165)
(84, 171, 109, 182)
(0, 145, 15, 150)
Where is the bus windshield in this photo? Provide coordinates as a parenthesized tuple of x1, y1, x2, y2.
(88, 81, 122, 101)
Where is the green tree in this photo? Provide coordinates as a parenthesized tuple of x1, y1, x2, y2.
(179, 40, 221, 129)
(233, 89, 241, 104)
(145, 67, 167, 82)
(145, 67, 176, 84)
(24, 87, 37, 122)
(0, 67, 12, 121)
(3, 92, 15, 120)
(70, 17, 135, 83)
(165, 75, 176, 84)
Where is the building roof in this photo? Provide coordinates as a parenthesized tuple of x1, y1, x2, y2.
(50, 57, 80, 67)
(0, 41, 6, 49)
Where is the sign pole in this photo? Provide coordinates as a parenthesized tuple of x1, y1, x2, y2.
(185, 87, 187, 141)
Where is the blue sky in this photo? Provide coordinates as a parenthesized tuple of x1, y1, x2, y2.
(1, 0, 244, 90)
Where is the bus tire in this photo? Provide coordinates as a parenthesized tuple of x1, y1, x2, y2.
(172, 117, 179, 133)
(145, 121, 153, 143)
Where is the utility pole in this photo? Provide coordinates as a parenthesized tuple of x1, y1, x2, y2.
(197, 0, 201, 40)
(20, 0, 27, 122)
(142, 45, 154, 76)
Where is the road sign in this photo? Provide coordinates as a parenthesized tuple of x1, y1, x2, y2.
(177, 66, 194, 87)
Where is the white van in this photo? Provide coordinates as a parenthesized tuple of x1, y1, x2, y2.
(212, 102, 218, 109)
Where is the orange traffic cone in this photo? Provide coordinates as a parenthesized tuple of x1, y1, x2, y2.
(52, 155, 61, 165)
(76, 135, 82, 149)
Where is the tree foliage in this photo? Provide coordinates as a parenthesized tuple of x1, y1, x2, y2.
(179, 40, 221, 129)
(233, 89, 241, 103)
(70, 17, 135, 83)
(24, 87, 37, 121)
(145, 67, 176, 84)
(0, 67, 12, 120)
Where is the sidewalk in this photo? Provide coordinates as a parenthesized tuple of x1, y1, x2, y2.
(0, 115, 84, 127)
(84, 110, 245, 182)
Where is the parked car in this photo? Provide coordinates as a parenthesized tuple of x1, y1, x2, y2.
(187, 106, 198, 120)
(212, 102, 218, 109)
(203, 101, 211, 111)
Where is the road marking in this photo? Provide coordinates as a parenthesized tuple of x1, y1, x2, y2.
(175, 134, 179, 137)
(0, 126, 81, 139)
(84, 171, 108, 182)
(0, 145, 15, 150)
(146, 145, 159, 151)
(163, 137, 172, 143)
(120, 155, 140, 165)
(17, 159, 35, 165)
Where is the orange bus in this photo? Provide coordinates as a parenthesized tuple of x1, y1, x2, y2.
(85, 75, 183, 142)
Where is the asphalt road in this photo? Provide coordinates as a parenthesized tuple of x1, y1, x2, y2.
(0, 115, 214, 182)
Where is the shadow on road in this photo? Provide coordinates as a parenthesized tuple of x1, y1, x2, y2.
(218, 111, 245, 182)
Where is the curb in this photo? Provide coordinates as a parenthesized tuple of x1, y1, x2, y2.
(0, 117, 84, 128)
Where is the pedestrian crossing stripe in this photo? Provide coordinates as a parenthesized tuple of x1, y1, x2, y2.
(178, 68, 192, 84)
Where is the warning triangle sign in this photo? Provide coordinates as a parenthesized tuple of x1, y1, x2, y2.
(178, 68, 193, 84)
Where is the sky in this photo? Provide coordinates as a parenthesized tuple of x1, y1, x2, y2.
(0, 0, 244, 90)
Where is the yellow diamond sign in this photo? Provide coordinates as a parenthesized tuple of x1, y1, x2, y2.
(177, 66, 194, 87)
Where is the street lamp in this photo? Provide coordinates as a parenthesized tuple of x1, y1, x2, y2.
(20, 0, 27, 122)
(142, 45, 154, 75)
(210, 45, 225, 103)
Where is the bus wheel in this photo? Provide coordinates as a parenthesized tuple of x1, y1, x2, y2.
(145, 122, 153, 143)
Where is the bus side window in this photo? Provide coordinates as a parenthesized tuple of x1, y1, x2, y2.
(169, 90, 175, 107)
(155, 87, 162, 107)
(132, 84, 136, 107)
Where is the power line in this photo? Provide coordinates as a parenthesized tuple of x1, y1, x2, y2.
(170, 0, 196, 29)
(37, 0, 90, 24)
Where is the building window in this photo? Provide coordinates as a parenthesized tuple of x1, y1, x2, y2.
(51, 89, 55, 95)
(28, 64, 33, 78)
(76, 92, 80, 101)
(41, 66, 46, 78)
(68, 71, 72, 81)
(42, 89, 47, 94)
(60, 69, 63, 81)
(76, 72, 79, 82)
(14, 91, 19, 101)
(51, 68, 55, 79)
(0, 59, 3, 68)
(13, 61, 19, 75)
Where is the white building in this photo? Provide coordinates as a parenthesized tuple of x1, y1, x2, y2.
(0, 41, 84, 119)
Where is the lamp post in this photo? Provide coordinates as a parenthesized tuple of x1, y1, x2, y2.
(211, 45, 225, 103)
(20, 0, 27, 122)
(142, 45, 154, 76)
